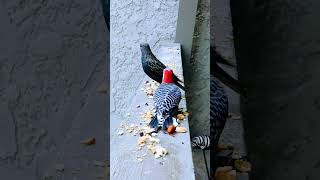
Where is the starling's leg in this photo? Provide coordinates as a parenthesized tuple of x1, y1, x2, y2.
(203, 150, 210, 180)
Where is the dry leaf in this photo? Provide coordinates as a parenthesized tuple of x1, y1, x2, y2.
(93, 160, 106, 167)
(215, 167, 235, 180)
(234, 159, 252, 172)
(228, 113, 241, 120)
(217, 144, 234, 151)
(175, 126, 187, 133)
(81, 137, 96, 145)
(231, 150, 242, 159)
(97, 83, 107, 93)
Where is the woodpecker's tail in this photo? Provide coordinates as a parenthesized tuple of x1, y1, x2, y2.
(149, 116, 159, 129)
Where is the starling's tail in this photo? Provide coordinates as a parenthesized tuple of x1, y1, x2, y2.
(149, 116, 159, 129)
(173, 75, 184, 83)
(175, 81, 185, 91)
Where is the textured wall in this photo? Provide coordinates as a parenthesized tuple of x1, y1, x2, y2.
(237, 0, 320, 179)
(0, 0, 108, 179)
(110, 0, 179, 115)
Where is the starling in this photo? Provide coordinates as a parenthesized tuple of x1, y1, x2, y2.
(140, 43, 185, 91)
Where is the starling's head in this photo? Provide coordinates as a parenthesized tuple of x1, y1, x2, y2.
(162, 68, 174, 83)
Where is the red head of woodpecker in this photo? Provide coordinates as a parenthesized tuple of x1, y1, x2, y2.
(162, 68, 174, 83)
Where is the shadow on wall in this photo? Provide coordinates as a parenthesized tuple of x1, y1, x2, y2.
(232, 0, 320, 179)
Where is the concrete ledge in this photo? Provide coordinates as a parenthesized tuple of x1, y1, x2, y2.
(111, 43, 195, 180)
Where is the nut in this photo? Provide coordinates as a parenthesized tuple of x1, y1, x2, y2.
(167, 125, 176, 134)
(175, 126, 187, 133)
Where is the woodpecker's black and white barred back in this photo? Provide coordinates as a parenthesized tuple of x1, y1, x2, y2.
(210, 75, 228, 147)
(150, 83, 181, 130)
(149, 68, 182, 131)
(191, 135, 210, 150)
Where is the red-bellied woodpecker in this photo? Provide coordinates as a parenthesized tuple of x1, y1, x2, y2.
(149, 68, 182, 132)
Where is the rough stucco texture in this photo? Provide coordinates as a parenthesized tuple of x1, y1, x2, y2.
(110, 0, 179, 115)
(238, 0, 320, 180)
(0, 0, 108, 179)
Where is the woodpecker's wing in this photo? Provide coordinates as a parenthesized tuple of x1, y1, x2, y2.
(154, 84, 181, 115)
(210, 76, 228, 146)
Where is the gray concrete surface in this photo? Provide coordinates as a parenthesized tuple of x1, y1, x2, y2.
(236, 0, 320, 180)
(111, 44, 195, 180)
(0, 0, 108, 179)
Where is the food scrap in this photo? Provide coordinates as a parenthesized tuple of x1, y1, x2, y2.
(175, 126, 187, 133)
(167, 125, 176, 134)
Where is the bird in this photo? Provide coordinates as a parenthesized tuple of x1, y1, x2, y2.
(149, 68, 182, 132)
(140, 43, 185, 91)
(211, 75, 229, 178)
(211, 46, 247, 100)
(191, 75, 229, 179)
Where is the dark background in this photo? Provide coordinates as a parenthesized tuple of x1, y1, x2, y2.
(0, 0, 109, 179)
(231, 0, 320, 179)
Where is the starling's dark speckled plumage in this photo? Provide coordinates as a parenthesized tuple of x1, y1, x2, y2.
(140, 43, 185, 91)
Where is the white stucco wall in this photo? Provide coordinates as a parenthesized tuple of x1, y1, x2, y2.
(110, 0, 179, 114)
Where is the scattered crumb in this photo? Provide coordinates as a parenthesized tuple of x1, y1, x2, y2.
(117, 131, 124, 136)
